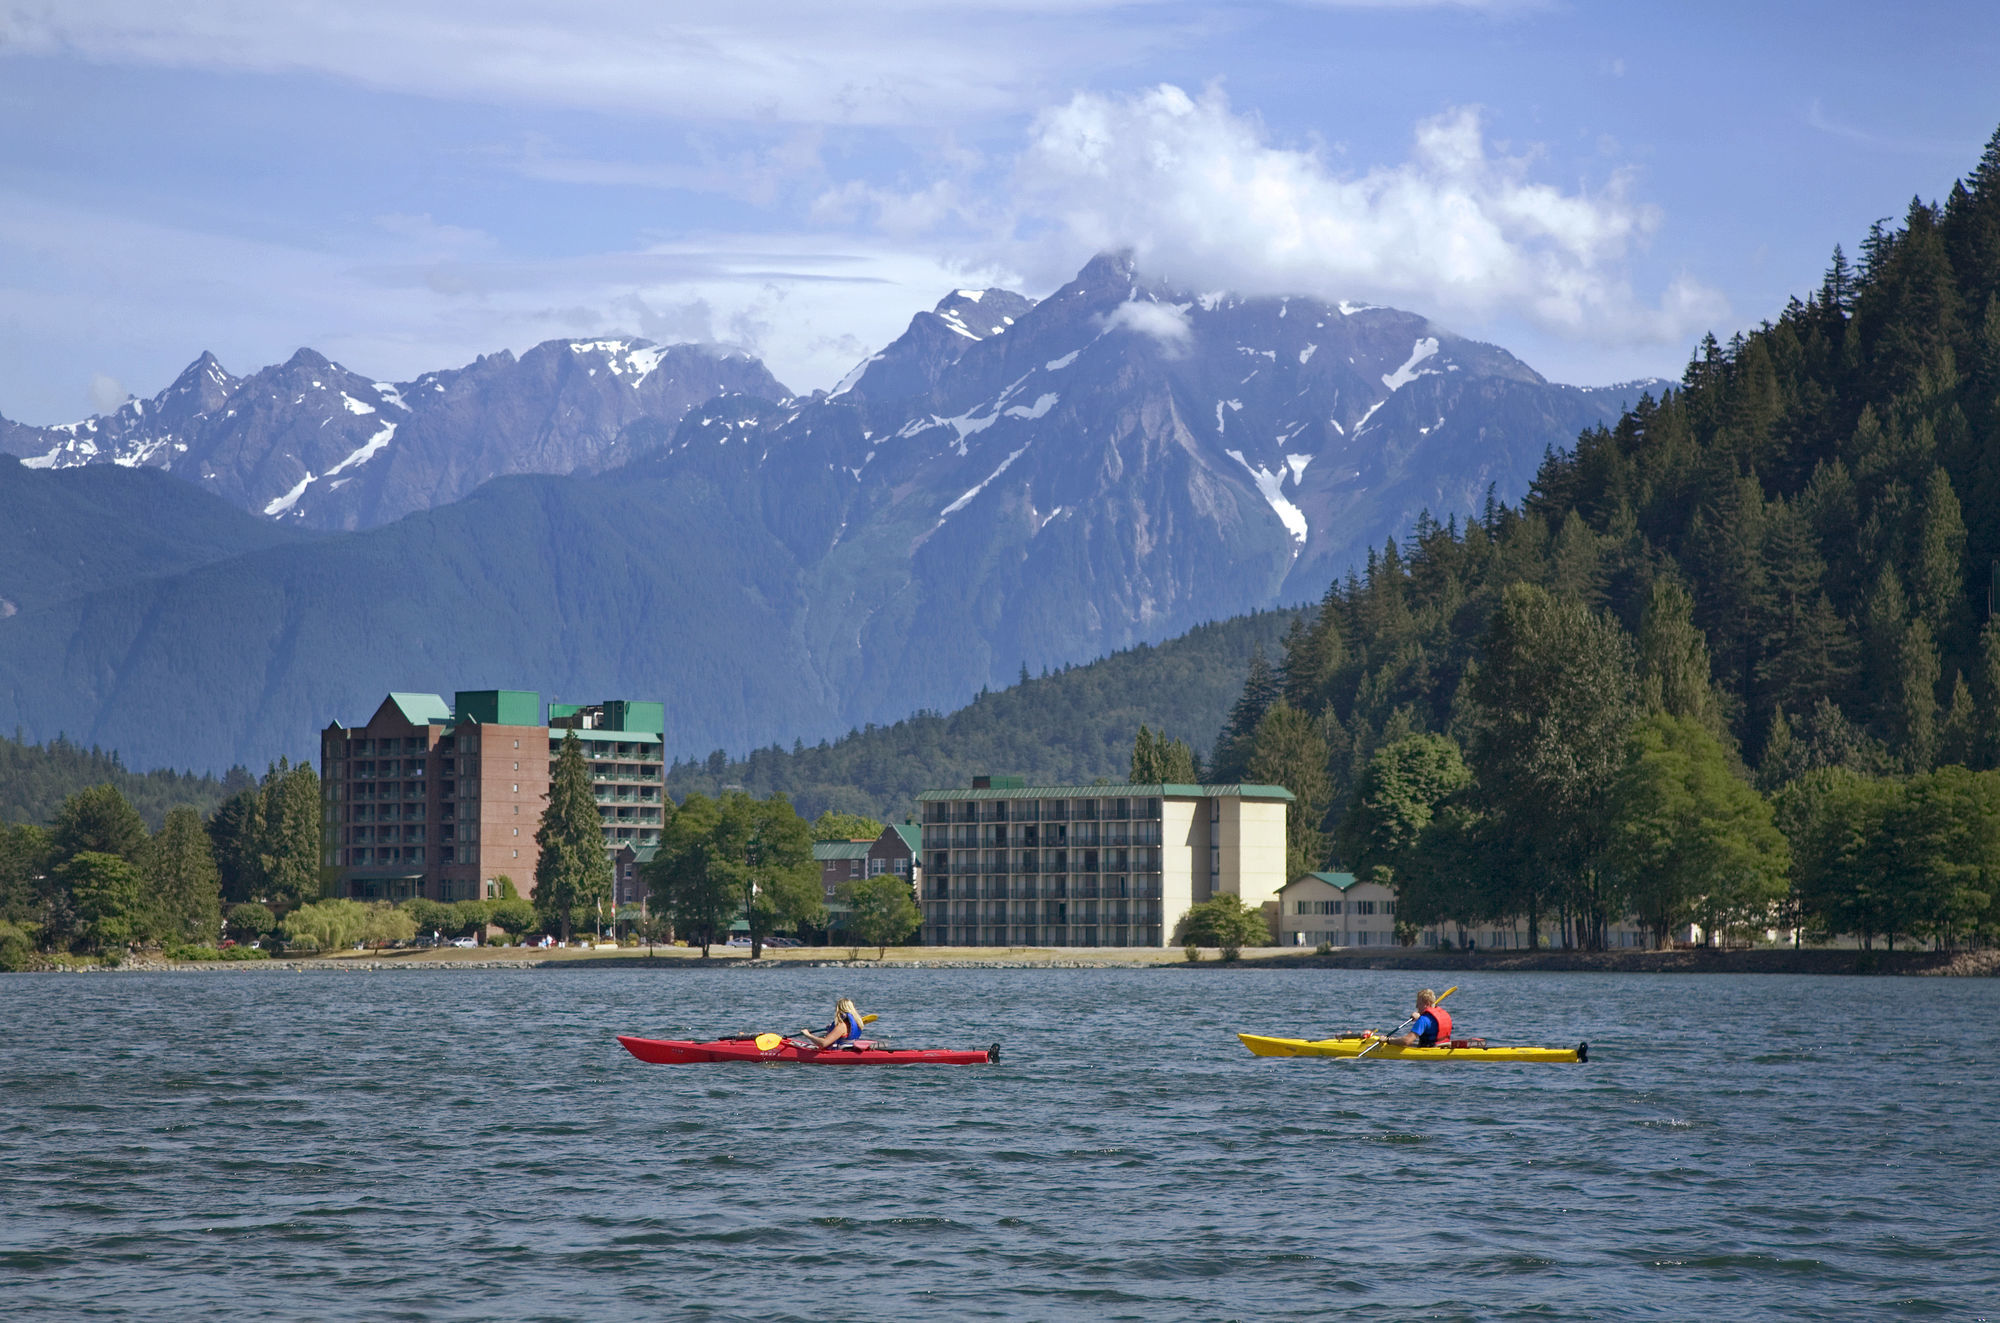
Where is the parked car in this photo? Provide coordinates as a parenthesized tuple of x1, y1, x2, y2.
(450, 937, 478, 948)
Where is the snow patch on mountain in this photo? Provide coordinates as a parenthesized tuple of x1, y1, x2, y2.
(263, 472, 315, 516)
(1044, 350, 1079, 371)
(1004, 393, 1059, 421)
(940, 442, 1032, 519)
(324, 422, 398, 480)
(1382, 338, 1441, 391)
(1226, 449, 1308, 546)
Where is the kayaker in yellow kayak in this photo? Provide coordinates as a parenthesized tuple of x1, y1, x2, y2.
(1386, 989, 1484, 1048)
(800, 997, 866, 1050)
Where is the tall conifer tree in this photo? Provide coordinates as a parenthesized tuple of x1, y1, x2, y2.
(145, 805, 223, 945)
(535, 731, 612, 943)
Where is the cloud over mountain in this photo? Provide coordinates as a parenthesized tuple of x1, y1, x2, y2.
(1012, 87, 1725, 345)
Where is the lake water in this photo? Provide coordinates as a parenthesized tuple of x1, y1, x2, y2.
(2, 967, 1996, 1320)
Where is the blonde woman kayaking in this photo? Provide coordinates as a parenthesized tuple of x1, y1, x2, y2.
(801, 998, 866, 1049)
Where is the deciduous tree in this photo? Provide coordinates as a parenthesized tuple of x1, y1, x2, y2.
(839, 875, 921, 958)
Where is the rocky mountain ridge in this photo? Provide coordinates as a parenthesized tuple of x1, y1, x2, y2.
(0, 340, 786, 530)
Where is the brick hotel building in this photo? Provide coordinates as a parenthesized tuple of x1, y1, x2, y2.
(320, 690, 665, 903)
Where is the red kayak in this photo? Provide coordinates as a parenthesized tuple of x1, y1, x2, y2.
(617, 1035, 999, 1066)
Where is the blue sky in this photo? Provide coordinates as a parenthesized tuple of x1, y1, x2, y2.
(1, 0, 1995, 424)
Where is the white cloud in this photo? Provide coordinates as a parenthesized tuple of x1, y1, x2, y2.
(0, 1, 1144, 126)
(87, 372, 128, 412)
(0, 189, 1011, 419)
(1004, 85, 1723, 344)
(1099, 301, 1193, 355)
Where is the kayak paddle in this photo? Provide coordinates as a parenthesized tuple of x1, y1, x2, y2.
(1352, 985, 1457, 1061)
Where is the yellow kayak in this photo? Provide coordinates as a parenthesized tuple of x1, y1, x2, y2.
(1238, 1033, 1587, 1063)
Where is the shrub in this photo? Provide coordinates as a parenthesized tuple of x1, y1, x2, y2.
(220, 944, 269, 961)
(0, 920, 36, 972)
(1316, 941, 1333, 956)
(1183, 943, 1201, 962)
(1174, 895, 1269, 960)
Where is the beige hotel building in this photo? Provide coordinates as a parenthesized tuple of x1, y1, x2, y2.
(916, 776, 1291, 948)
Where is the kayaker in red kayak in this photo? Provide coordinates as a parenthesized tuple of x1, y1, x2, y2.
(1387, 989, 1484, 1048)
(799, 998, 866, 1050)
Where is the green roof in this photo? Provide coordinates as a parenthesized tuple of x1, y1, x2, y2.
(917, 782, 1295, 802)
(454, 689, 540, 726)
(388, 692, 452, 725)
(889, 823, 921, 852)
(1283, 871, 1362, 892)
(813, 841, 874, 861)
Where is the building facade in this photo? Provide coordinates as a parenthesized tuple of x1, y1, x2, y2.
(320, 689, 665, 904)
(1280, 871, 1660, 950)
(916, 777, 1291, 948)
(1276, 872, 1401, 947)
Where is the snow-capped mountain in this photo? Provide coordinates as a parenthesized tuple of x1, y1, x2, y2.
(659, 253, 1657, 645)
(0, 340, 787, 530)
(0, 254, 1662, 772)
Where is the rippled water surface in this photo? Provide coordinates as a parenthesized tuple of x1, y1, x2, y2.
(3, 967, 1997, 1320)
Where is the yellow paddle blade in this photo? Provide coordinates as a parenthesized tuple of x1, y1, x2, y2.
(754, 1032, 783, 1051)
(862, 1014, 878, 1024)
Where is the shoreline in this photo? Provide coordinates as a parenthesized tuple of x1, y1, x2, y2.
(18, 945, 1998, 976)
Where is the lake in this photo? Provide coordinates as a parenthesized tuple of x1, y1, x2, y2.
(2, 967, 1996, 1320)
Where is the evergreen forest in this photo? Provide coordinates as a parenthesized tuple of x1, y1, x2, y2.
(662, 611, 1298, 822)
(1206, 132, 2000, 951)
(0, 732, 248, 829)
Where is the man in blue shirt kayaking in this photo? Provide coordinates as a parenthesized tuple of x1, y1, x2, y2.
(1386, 989, 1484, 1048)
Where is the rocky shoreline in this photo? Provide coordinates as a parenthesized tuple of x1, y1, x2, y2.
(17, 946, 1999, 976)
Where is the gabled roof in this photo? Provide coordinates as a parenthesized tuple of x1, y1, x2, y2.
(387, 692, 452, 725)
(813, 841, 874, 861)
(887, 823, 921, 852)
(1280, 870, 1362, 892)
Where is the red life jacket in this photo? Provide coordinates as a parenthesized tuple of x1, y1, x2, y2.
(1418, 1004, 1452, 1045)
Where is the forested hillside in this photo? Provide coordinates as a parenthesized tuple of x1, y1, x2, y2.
(1207, 130, 2000, 950)
(663, 611, 1299, 821)
(0, 733, 249, 828)
(0, 457, 308, 618)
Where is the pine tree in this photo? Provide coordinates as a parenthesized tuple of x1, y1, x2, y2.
(207, 788, 264, 905)
(1637, 579, 1723, 732)
(1912, 467, 1968, 642)
(1547, 510, 1607, 606)
(1757, 497, 1856, 718)
(1978, 618, 2000, 769)
(534, 731, 612, 942)
(144, 805, 223, 945)
(1938, 672, 1980, 767)
(1129, 726, 1159, 782)
(1896, 618, 1942, 772)
(257, 761, 322, 909)
(1210, 648, 1281, 781)
(49, 784, 149, 870)
(1244, 700, 1331, 883)
(1862, 564, 1912, 728)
